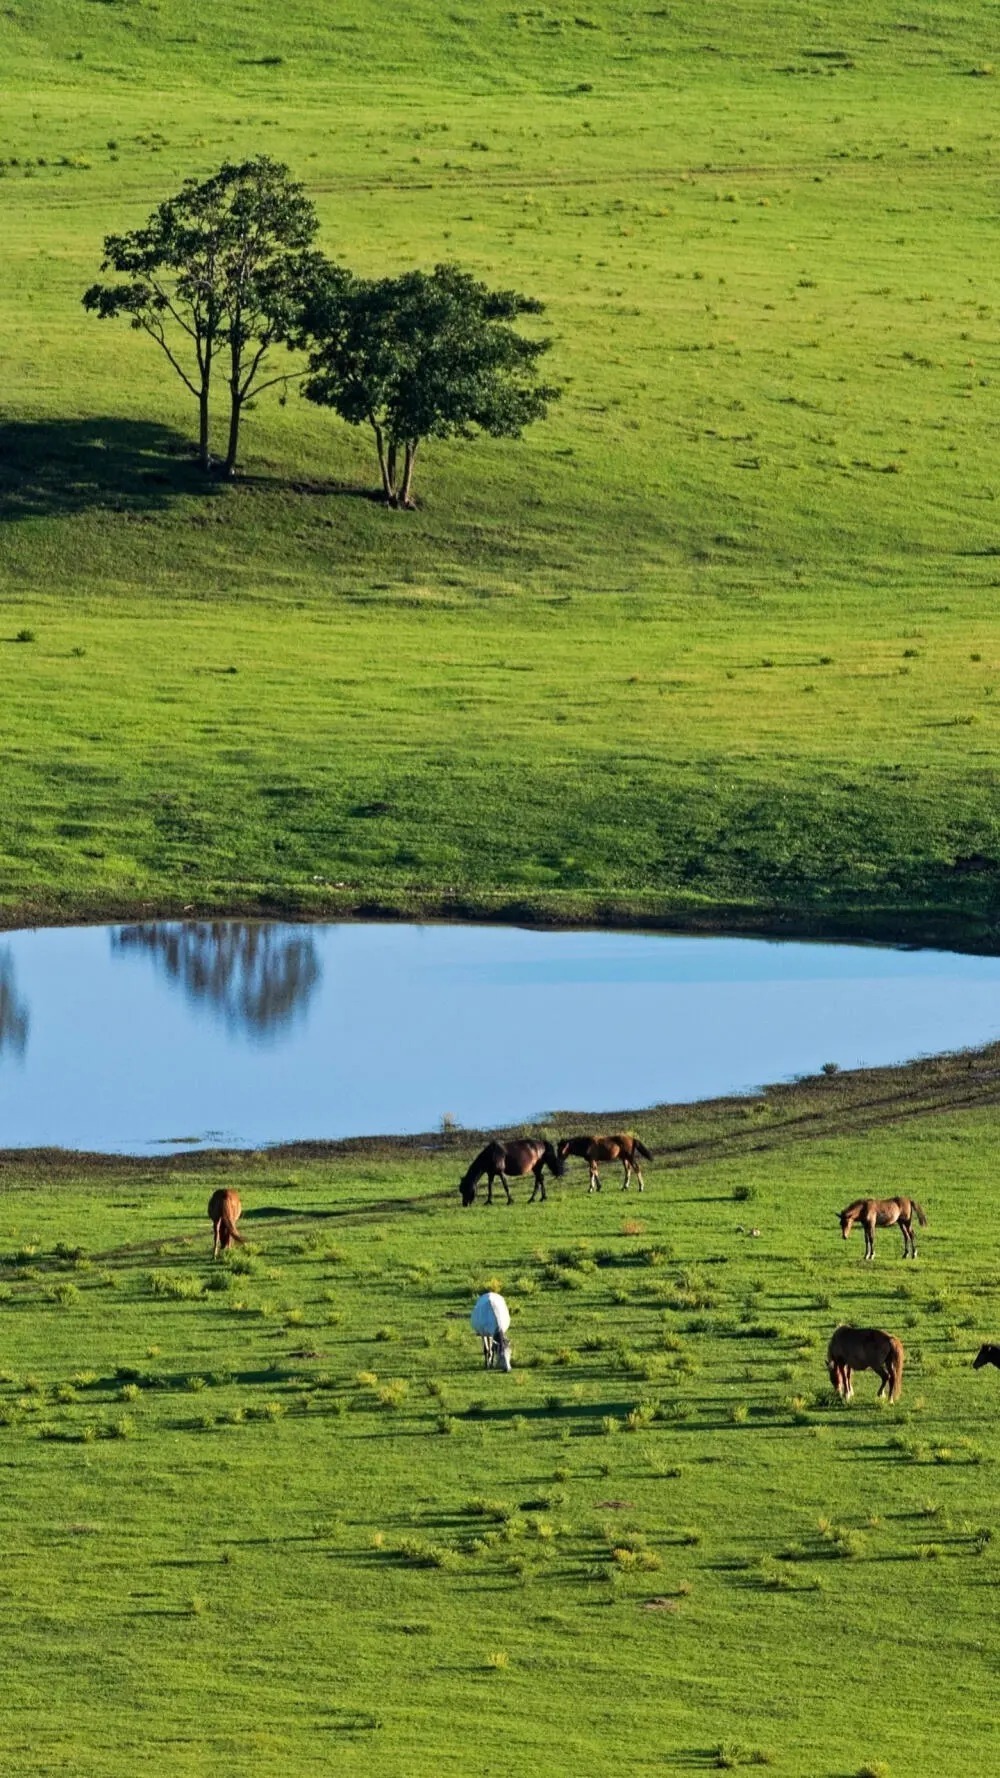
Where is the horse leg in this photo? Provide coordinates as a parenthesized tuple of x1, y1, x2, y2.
(843, 1366, 853, 1401)
(212, 1220, 221, 1260)
(483, 1335, 492, 1369)
(865, 1223, 874, 1260)
(621, 1159, 630, 1191)
(634, 1162, 645, 1193)
(531, 1164, 547, 1203)
(589, 1162, 600, 1193)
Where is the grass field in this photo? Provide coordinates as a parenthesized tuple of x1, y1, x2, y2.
(3, 2, 1000, 940)
(1, 1046, 999, 1775)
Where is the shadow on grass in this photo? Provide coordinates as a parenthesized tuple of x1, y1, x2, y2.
(0, 416, 218, 523)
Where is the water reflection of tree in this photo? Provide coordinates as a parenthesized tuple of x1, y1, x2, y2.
(112, 922, 321, 1039)
(0, 951, 29, 1059)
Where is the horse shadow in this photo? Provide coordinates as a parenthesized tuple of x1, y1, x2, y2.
(0, 416, 218, 524)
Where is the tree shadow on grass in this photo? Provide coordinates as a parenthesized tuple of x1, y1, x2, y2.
(0, 416, 220, 522)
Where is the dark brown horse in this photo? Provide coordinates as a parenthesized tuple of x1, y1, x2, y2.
(459, 1139, 565, 1206)
(827, 1325, 904, 1402)
(557, 1132, 653, 1192)
(208, 1189, 245, 1258)
(839, 1196, 926, 1260)
(973, 1344, 1000, 1370)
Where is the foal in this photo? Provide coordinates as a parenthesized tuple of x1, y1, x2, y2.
(557, 1133, 653, 1192)
(839, 1196, 926, 1260)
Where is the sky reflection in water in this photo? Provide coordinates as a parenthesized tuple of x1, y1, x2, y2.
(0, 921, 999, 1153)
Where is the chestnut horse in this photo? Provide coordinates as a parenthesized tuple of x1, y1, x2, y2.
(557, 1132, 653, 1192)
(827, 1325, 904, 1402)
(459, 1139, 565, 1206)
(208, 1189, 245, 1258)
(839, 1196, 926, 1260)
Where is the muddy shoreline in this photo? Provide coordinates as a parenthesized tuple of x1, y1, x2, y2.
(3, 885, 1000, 956)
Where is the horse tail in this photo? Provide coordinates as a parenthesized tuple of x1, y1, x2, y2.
(887, 1337, 904, 1402)
(219, 1215, 245, 1249)
(912, 1201, 927, 1227)
(633, 1139, 653, 1161)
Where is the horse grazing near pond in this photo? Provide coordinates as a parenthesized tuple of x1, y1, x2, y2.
(839, 1195, 926, 1260)
(827, 1325, 904, 1403)
(973, 1344, 1000, 1371)
(459, 1139, 565, 1206)
(557, 1132, 653, 1192)
(471, 1291, 513, 1370)
(208, 1189, 245, 1259)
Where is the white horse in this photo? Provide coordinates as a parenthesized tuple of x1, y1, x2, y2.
(471, 1292, 512, 1371)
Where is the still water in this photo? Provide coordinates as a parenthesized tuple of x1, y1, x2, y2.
(2, 920, 1000, 1154)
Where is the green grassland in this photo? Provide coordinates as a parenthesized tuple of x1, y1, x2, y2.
(0, 1047, 999, 1776)
(3, 2, 1000, 940)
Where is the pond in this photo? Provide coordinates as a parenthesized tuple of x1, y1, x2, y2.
(1, 920, 1000, 1154)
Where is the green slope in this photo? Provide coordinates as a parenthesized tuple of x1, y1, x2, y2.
(3, 2, 1000, 937)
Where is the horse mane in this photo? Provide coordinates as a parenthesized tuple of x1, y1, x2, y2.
(459, 1143, 496, 1191)
(558, 1135, 593, 1158)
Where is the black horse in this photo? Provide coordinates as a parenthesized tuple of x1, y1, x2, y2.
(973, 1344, 1000, 1370)
(459, 1138, 565, 1206)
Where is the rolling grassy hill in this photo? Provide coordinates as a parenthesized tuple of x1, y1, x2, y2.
(2, 1048, 1000, 1775)
(3, 2, 1000, 939)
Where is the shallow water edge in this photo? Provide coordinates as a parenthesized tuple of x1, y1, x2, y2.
(4, 883, 1000, 957)
(1, 1038, 997, 1172)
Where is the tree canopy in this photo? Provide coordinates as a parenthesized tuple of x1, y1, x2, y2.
(83, 157, 319, 475)
(294, 262, 560, 505)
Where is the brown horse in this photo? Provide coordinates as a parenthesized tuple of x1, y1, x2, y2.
(827, 1325, 904, 1402)
(557, 1132, 653, 1192)
(459, 1139, 565, 1206)
(839, 1196, 926, 1260)
(208, 1189, 245, 1258)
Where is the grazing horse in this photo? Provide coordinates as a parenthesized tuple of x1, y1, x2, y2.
(973, 1344, 1000, 1370)
(471, 1292, 513, 1371)
(827, 1325, 904, 1402)
(459, 1139, 565, 1206)
(557, 1132, 653, 1192)
(839, 1196, 926, 1260)
(208, 1189, 245, 1259)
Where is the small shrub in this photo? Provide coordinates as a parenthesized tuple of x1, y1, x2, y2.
(486, 1649, 509, 1670)
(13, 629, 36, 643)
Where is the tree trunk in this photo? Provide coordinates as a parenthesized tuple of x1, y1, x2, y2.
(198, 380, 211, 472)
(223, 391, 241, 479)
(373, 424, 394, 503)
(386, 441, 398, 503)
(400, 440, 418, 508)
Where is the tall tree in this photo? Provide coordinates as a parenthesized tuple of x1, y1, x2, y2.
(83, 157, 319, 475)
(294, 262, 560, 506)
